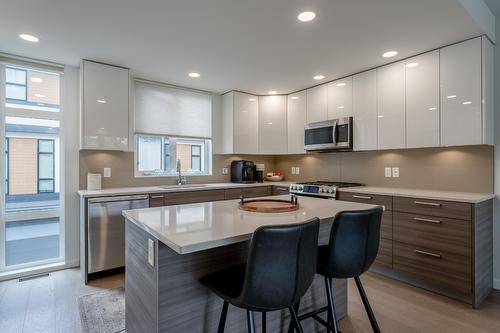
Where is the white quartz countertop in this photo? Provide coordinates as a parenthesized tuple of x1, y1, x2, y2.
(338, 186, 494, 204)
(78, 181, 293, 198)
(122, 195, 379, 254)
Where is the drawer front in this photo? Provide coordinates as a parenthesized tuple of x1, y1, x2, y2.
(393, 196, 471, 221)
(225, 186, 271, 200)
(149, 193, 165, 207)
(393, 241, 471, 295)
(164, 189, 225, 206)
(338, 191, 393, 211)
(373, 238, 392, 270)
(394, 212, 471, 256)
(272, 185, 290, 196)
(380, 211, 393, 240)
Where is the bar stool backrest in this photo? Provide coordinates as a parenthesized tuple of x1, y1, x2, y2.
(325, 207, 383, 278)
(238, 218, 320, 311)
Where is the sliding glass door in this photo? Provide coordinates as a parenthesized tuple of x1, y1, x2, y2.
(0, 62, 64, 274)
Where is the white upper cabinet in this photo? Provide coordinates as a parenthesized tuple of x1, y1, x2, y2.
(287, 90, 307, 154)
(233, 91, 259, 154)
(327, 76, 353, 119)
(352, 70, 377, 151)
(306, 84, 328, 123)
(81, 60, 129, 151)
(405, 51, 440, 148)
(440, 37, 482, 146)
(377, 61, 406, 150)
(259, 95, 287, 154)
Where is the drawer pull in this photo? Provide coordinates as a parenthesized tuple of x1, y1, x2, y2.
(150, 195, 164, 199)
(413, 217, 442, 224)
(353, 195, 373, 200)
(414, 249, 442, 259)
(414, 201, 442, 207)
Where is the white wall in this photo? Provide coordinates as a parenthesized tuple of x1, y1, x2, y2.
(62, 66, 80, 267)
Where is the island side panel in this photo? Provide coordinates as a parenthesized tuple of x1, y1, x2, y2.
(126, 220, 159, 333)
(125, 218, 347, 333)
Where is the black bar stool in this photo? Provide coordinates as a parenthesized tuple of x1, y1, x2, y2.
(201, 218, 320, 333)
(293, 207, 383, 333)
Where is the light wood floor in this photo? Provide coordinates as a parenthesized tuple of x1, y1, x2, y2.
(0, 268, 498, 333)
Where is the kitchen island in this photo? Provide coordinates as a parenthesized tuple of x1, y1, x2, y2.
(122, 195, 379, 333)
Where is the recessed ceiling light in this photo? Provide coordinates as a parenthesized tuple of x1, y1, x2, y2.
(268, 91, 277, 95)
(19, 33, 39, 42)
(291, 96, 299, 100)
(377, 115, 384, 118)
(447, 95, 457, 99)
(298, 11, 316, 22)
(188, 72, 200, 78)
(428, 107, 437, 111)
(34, 93, 46, 98)
(313, 75, 325, 80)
(266, 122, 273, 125)
(337, 106, 345, 109)
(31, 77, 43, 83)
(462, 101, 472, 105)
(248, 98, 257, 101)
(335, 82, 346, 87)
(405, 62, 419, 68)
(382, 50, 398, 58)
(97, 99, 107, 104)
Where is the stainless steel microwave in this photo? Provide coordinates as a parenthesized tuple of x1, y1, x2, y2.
(304, 117, 353, 151)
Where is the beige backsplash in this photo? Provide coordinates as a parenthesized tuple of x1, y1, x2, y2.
(79, 151, 276, 189)
(80, 145, 493, 193)
(275, 145, 493, 193)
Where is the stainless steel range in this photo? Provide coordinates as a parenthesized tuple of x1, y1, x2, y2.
(289, 181, 363, 199)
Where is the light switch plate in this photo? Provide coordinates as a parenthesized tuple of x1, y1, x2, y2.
(291, 167, 296, 175)
(103, 167, 111, 178)
(148, 239, 155, 267)
(392, 167, 400, 178)
(295, 167, 300, 175)
(222, 167, 228, 175)
(384, 167, 392, 178)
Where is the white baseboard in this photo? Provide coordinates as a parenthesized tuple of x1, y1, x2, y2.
(494, 278, 500, 291)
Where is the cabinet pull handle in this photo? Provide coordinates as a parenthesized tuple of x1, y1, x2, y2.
(413, 217, 442, 224)
(414, 201, 441, 207)
(414, 249, 442, 259)
(150, 195, 164, 199)
(353, 195, 372, 200)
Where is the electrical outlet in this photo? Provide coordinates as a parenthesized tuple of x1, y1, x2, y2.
(222, 167, 228, 175)
(392, 167, 400, 178)
(103, 167, 111, 178)
(295, 167, 300, 175)
(291, 167, 296, 175)
(148, 239, 155, 267)
(384, 167, 392, 178)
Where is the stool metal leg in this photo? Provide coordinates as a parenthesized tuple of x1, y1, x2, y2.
(262, 312, 266, 333)
(288, 306, 305, 333)
(247, 310, 256, 333)
(325, 277, 340, 333)
(218, 301, 229, 333)
(287, 299, 301, 333)
(354, 276, 381, 333)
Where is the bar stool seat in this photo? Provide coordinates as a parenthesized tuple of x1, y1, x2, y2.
(201, 218, 320, 333)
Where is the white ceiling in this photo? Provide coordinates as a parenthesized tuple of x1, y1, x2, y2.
(0, 0, 487, 95)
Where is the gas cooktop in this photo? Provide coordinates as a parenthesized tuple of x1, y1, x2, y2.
(290, 181, 363, 199)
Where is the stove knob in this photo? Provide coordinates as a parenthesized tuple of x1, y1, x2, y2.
(328, 188, 333, 194)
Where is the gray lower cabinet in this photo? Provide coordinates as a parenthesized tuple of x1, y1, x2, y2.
(338, 191, 493, 308)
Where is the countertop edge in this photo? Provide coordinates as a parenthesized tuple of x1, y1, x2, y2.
(338, 187, 495, 204)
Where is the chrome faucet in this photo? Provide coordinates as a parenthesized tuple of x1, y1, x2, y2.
(177, 159, 187, 185)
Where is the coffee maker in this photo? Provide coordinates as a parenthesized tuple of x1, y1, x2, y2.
(230, 160, 256, 183)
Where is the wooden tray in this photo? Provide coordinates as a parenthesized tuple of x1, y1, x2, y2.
(238, 197, 299, 213)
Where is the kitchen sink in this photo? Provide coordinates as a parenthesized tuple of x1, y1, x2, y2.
(159, 184, 209, 190)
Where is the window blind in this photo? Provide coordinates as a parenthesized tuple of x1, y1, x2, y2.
(134, 80, 212, 138)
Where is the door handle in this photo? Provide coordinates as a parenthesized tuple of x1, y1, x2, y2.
(353, 195, 372, 200)
(414, 249, 442, 259)
(414, 201, 442, 207)
(413, 217, 442, 224)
